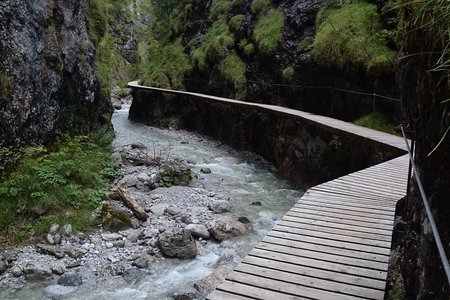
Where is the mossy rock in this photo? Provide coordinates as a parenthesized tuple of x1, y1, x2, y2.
(159, 159, 192, 186)
(101, 204, 133, 232)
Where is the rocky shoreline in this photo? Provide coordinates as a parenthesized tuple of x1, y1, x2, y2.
(0, 125, 273, 300)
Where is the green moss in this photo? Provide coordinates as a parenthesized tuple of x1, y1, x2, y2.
(229, 14, 245, 32)
(141, 38, 192, 89)
(251, 0, 271, 14)
(210, 0, 233, 19)
(297, 36, 314, 52)
(0, 73, 12, 103)
(191, 17, 235, 71)
(313, 1, 396, 75)
(253, 9, 284, 55)
(219, 52, 247, 99)
(282, 66, 295, 80)
(353, 111, 396, 134)
(0, 129, 117, 244)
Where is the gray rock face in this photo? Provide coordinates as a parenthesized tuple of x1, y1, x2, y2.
(23, 262, 52, 280)
(0, 0, 112, 149)
(209, 216, 250, 242)
(157, 228, 197, 259)
(57, 272, 83, 286)
(185, 224, 210, 240)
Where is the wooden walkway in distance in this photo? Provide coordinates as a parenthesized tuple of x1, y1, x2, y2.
(127, 81, 410, 299)
(208, 155, 409, 300)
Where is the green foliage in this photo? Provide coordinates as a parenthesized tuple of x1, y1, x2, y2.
(251, 0, 271, 14)
(228, 14, 245, 32)
(191, 18, 235, 71)
(297, 37, 314, 52)
(353, 111, 396, 134)
(313, 1, 396, 76)
(239, 39, 256, 56)
(219, 52, 247, 99)
(253, 9, 284, 55)
(282, 66, 295, 80)
(141, 39, 192, 89)
(0, 129, 117, 243)
(210, 0, 233, 19)
(0, 73, 11, 103)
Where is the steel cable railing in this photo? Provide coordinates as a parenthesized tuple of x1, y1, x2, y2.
(401, 125, 450, 286)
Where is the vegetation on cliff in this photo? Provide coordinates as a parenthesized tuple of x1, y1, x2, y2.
(0, 130, 118, 244)
(314, 0, 396, 76)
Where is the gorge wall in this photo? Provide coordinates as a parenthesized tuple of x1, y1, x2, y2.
(0, 0, 112, 151)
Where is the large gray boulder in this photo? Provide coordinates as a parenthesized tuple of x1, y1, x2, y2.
(157, 228, 197, 259)
(209, 216, 250, 241)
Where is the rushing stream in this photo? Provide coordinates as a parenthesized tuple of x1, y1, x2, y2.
(0, 106, 302, 299)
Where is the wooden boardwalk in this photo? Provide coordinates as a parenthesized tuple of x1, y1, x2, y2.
(128, 81, 409, 299)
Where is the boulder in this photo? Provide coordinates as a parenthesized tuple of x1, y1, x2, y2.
(49, 224, 60, 235)
(23, 262, 52, 280)
(11, 265, 22, 277)
(159, 159, 192, 186)
(185, 224, 210, 240)
(61, 224, 72, 236)
(101, 233, 123, 241)
(209, 216, 250, 241)
(157, 228, 197, 259)
(119, 174, 138, 187)
(37, 244, 65, 259)
(58, 272, 83, 286)
(102, 204, 133, 232)
(137, 173, 151, 182)
(200, 168, 211, 174)
(0, 259, 7, 274)
(209, 200, 231, 213)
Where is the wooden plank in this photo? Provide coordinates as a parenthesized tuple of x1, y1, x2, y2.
(257, 241, 388, 271)
(210, 280, 308, 300)
(248, 248, 387, 280)
(262, 235, 389, 263)
(289, 207, 394, 226)
(327, 178, 407, 196)
(317, 181, 405, 198)
(282, 215, 392, 236)
(302, 190, 397, 207)
(344, 173, 407, 187)
(268, 230, 391, 256)
(293, 201, 394, 220)
(310, 186, 399, 202)
(242, 255, 387, 290)
(273, 224, 391, 248)
(228, 270, 365, 300)
(285, 211, 394, 231)
(207, 289, 256, 300)
(235, 263, 385, 300)
(332, 177, 406, 193)
(299, 195, 396, 213)
(277, 219, 393, 242)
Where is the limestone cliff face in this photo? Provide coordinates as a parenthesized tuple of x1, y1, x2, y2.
(0, 0, 111, 148)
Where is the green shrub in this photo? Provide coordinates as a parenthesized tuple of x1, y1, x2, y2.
(313, 1, 396, 75)
(141, 38, 192, 89)
(0, 129, 117, 243)
(251, 0, 271, 14)
(282, 66, 295, 80)
(191, 18, 235, 71)
(353, 111, 396, 134)
(219, 52, 247, 99)
(210, 0, 233, 19)
(297, 36, 314, 52)
(229, 14, 245, 32)
(253, 9, 284, 55)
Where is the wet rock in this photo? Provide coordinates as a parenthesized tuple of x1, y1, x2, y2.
(209, 216, 250, 241)
(123, 267, 142, 282)
(101, 233, 122, 241)
(0, 259, 8, 274)
(37, 244, 65, 259)
(58, 272, 83, 286)
(200, 168, 211, 174)
(194, 266, 231, 296)
(157, 228, 197, 259)
(185, 224, 210, 240)
(173, 290, 205, 300)
(45, 285, 77, 299)
(131, 143, 147, 150)
(61, 224, 72, 236)
(132, 257, 148, 269)
(23, 262, 52, 280)
(209, 200, 231, 213)
(251, 201, 262, 206)
(50, 224, 60, 235)
(11, 265, 22, 277)
(102, 204, 133, 232)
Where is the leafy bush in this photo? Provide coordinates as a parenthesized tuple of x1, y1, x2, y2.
(0, 130, 118, 243)
(210, 0, 233, 19)
(253, 9, 284, 55)
(219, 52, 247, 99)
(251, 0, 271, 14)
(313, 1, 396, 75)
(282, 66, 295, 80)
(141, 39, 192, 89)
(353, 111, 396, 134)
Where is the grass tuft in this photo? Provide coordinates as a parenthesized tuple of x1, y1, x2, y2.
(353, 111, 396, 134)
(253, 9, 284, 55)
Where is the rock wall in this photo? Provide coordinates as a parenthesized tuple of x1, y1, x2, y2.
(129, 89, 403, 188)
(0, 0, 112, 149)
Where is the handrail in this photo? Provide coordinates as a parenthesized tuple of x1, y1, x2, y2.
(401, 125, 450, 286)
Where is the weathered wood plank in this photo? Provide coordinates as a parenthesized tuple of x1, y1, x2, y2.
(206, 289, 256, 300)
(298, 196, 396, 214)
(235, 263, 385, 299)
